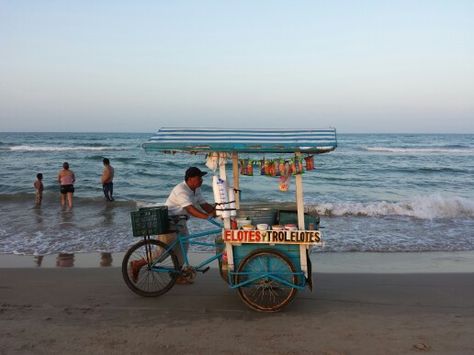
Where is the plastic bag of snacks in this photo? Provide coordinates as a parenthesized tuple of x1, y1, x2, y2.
(260, 159, 266, 175)
(297, 156, 304, 174)
(247, 159, 254, 176)
(240, 159, 248, 175)
(279, 174, 291, 191)
(279, 161, 292, 191)
(304, 155, 314, 170)
(274, 159, 281, 176)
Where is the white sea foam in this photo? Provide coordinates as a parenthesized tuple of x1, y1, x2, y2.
(365, 147, 474, 154)
(312, 195, 474, 219)
(9, 145, 117, 152)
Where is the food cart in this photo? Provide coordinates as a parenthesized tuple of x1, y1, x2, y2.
(124, 127, 337, 312)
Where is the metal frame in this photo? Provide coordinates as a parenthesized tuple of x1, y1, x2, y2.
(146, 219, 223, 274)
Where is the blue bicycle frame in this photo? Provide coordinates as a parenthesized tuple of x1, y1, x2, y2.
(148, 218, 306, 290)
(150, 218, 223, 274)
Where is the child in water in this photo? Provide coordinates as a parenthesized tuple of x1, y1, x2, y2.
(34, 173, 44, 206)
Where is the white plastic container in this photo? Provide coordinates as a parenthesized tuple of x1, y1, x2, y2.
(236, 217, 250, 229)
(228, 187, 237, 217)
(212, 176, 230, 218)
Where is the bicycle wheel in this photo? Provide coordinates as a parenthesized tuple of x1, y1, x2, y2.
(236, 249, 298, 312)
(122, 239, 179, 297)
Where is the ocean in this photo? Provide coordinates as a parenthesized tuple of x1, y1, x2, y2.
(0, 132, 473, 256)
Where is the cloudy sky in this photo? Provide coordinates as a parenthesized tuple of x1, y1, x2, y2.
(1, 1, 473, 133)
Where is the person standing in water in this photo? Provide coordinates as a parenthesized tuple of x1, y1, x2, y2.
(58, 162, 75, 209)
(33, 173, 44, 207)
(101, 158, 114, 201)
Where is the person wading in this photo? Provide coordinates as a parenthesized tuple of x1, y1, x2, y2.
(101, 158, 114, 201)
(58, 162, 75, 209)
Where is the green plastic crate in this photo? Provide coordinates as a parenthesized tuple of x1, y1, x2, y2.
(130, 206, 169, 237)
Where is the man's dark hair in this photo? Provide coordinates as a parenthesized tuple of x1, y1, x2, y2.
(36, 173, 43, 180)
(103, 158, 110, 165)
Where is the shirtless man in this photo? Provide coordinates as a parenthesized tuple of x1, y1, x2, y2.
(101, 158, 114, 201)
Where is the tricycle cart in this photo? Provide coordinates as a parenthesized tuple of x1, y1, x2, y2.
(123, 128, 337, 312)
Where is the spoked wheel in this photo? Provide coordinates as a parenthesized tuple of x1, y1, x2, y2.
(122, 239, 179, 297)
(236, 249, 298, 312)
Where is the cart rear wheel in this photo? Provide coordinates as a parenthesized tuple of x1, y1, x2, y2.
(236, 249, 297, 312)
(122, 239, 179, 297)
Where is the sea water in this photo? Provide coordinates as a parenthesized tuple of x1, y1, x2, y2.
(0, 132, 473, 255)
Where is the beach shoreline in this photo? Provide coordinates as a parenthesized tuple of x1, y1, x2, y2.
(2, 250, 474, 273)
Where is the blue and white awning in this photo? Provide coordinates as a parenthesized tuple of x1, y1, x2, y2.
(143, 127, 337, 154)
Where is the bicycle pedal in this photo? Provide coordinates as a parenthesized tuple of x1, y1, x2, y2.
(197, 266, 210, 274)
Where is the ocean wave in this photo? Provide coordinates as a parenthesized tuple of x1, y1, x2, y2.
(309, 195, 474, 219)
(365, 147, 474, 154)
(8, 145, 126, 152)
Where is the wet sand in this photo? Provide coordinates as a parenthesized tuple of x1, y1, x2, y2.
(2, 251, 474, 272)
(1, 252, 474, 354)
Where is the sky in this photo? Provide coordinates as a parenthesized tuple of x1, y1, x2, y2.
(0, 0, 473, 133)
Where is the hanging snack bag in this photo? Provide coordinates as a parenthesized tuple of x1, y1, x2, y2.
(278, 162, 291, 192)
(290, 159, 297, 175)
(260, 159, 266, 175)
(247, 159, 254, 176)
(279, 176, 289, 192)
(274, 159, 281, 176)
(279, 159, 286, 177)
(240, 159, 248, 175)
(264, 160, 271, 176)
(269, 160, 276, 176)
(304, 155, 314, 170)
(297, 156, 304, 174)
(284, 161, 291, 176)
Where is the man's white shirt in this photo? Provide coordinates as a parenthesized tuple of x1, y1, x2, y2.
(165, 181, 206, 217)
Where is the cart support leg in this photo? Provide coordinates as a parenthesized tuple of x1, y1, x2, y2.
(295, 152, 308, 277)
(294, 152, 305, 230)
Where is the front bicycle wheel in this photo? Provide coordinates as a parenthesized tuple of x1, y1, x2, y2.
(122, 239, 179, 297)
(236, 249, 298, 312)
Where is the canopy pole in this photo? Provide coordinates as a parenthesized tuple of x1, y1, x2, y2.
(295, 151, 308, 278)
(225, 152, 237, 272)
(295, 152, 305, 229)
(232, 152, 240, 209)
(219, 153, 231, 230)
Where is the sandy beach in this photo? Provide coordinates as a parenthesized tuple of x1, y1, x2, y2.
(1, 252, 473, 355)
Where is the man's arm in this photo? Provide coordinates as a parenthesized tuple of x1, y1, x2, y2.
(184, 205, 211, 219)
(200, 203, 216, 217)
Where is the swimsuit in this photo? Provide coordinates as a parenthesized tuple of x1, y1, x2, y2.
(60, 185, 74, 194)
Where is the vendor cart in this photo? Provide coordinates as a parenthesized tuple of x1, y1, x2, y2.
(123, 127, 337, 312)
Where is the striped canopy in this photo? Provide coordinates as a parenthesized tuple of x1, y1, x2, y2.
(143, 127, 337, 154)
